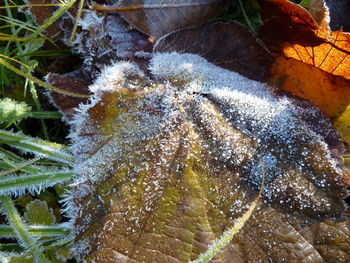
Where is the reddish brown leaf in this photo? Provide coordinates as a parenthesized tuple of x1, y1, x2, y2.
(26, 0, 75, 39)
(46, 70, 91, 120)
(258, 0, 350, 129)
(259, 0, 319, 29)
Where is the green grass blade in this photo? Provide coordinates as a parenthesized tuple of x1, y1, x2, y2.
(0, 223, 71, 238)
(22, 0, 77, 46)
(0, 57, 89, 98)
(0, 157, 41, 176)
(192, 162, 266, 263)
(0, 195, 51, 263)
(29, 111, 62, 119)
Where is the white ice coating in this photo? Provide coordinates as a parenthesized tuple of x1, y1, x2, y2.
(68, 53, 345, 259)
(70, 52, 342, 199)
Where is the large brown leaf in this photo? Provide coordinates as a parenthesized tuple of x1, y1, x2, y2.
(91, 0, 229, 38)
(68, 53, 349, 262)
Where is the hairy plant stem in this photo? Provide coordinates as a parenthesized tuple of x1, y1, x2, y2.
(0, 129, 75, 164)
(0, 171, 74, 195)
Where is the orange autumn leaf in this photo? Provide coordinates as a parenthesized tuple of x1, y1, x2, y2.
(269, 57, 350, 119)
(281, 29, 350, 80)
(259, 0, 350, 124)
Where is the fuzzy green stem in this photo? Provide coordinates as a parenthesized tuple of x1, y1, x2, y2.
(0, 224, 71, 237)
(0, 129, 75, 164)
(0, 196, 51, 263)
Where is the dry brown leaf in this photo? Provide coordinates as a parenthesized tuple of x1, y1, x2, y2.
(67, 53, 349, 262)
(46, 70, 92, 120)
(260, 0, 319, 29)
(91, 0, 229, 38)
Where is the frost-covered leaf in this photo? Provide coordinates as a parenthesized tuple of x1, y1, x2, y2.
(91, 0, 229, 38)
(46, 11, 153, 119)
(73, 11, 153, 65)
(25, 200, 56, 225)
(154, 22, 273, 81)
(68, 53, 349, 262)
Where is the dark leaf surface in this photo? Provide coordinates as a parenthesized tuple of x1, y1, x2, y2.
(68, 53, 349, 262)
(324, 0, 350, 32)
(154, 22, 274, 82)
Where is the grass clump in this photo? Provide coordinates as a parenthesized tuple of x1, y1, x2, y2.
(0, 1, 77, 262)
